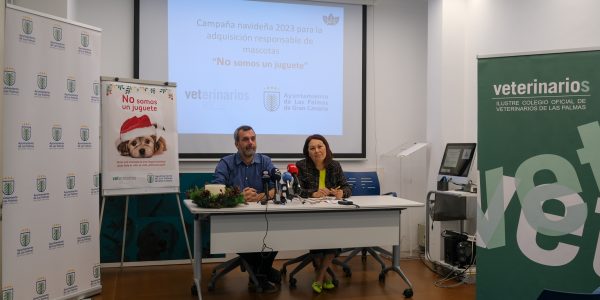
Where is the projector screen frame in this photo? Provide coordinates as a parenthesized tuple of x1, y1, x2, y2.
(134, 0, 367, 160)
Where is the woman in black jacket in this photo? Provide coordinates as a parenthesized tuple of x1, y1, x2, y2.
(296, 134, 352, 293)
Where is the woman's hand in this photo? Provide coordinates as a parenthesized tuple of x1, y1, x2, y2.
(312, 187, 343, 199)
(312, 188, 330, 198)
(332, 188, 343, 199)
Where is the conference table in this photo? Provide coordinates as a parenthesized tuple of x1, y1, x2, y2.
(184, 195, 424, 299)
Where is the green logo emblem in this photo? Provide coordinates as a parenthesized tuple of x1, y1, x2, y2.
(81, 33, 89, 47)
(3, 179, 14, 196)
(36, 279, 46, 295)
(37, 74, 47, 90)
(52, 225, 61, 241)
(53, 27, 62, 41)
(2, 288, 14, 300)
(36, 177, 46, 193)
(22, 19, 33, 34)
(66, 175, 75, 190)
(21, 125, 32, 141)
(93, 83, 100, 96)
(4, 70, 16, 86)
(52, 126, 62, 141)
(67, 79, 76, 93)
(80, 128, 89, 141)
(80, 221, 89, 235)
(20, 231, 30, 247)
(147, 175, 154, 183)
(66, 272, 75, 286)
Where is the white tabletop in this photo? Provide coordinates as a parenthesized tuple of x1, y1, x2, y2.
(184, 195, 423, 214)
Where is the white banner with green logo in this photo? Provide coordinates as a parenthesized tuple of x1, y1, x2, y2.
(100, 78, 179, 196)
(478, 49, 600, 299)
(2, 5, 101, 300)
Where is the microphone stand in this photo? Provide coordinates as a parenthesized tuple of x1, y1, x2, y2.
(271, 168, 282, 204)
(279, 180, 288, 204)
(261, 171, 270, 205)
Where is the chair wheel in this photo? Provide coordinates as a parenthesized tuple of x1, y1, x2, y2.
(191, 283, 199, 295)
(403, 288, 413, 298)
(207, 282, 215, 291)
(378, 273, 386, 283)
(343, 267, 352, 277)
(289, 277, 297, 288)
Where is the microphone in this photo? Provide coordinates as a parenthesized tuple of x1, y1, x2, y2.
(261, 170, 270, 205)
(270, 168, 282, 204)
(270, 168, 282, 182)
(279, 180, 288, 204)
(282, 172, 293, 188)
(287, 164, 298, 175)
(287, 164, 300, 195)
(281, 172, 294, 200)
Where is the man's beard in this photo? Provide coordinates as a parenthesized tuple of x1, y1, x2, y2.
(240, 147, 255, 158)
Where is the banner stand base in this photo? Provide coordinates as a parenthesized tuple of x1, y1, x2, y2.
(99, 193, 193, 268)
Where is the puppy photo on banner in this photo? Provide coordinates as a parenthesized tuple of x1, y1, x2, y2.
(116, 114, 167, 158)
(101, 78, 179, 196)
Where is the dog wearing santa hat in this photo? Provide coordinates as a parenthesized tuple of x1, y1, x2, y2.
(117, 115, 167, 158)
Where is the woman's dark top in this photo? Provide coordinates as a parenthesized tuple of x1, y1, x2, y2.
(296, 158, 352, 199)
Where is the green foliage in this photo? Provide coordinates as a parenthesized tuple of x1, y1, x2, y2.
(188, 186, 244, 208)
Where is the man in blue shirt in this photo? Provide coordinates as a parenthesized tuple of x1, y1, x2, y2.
(213, 125, 280, 292)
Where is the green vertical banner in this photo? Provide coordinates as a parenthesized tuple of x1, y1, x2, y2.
(478, 50, 600, 299)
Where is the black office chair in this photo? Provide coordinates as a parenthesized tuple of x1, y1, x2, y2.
(280, 251, 340, 288)
(332, 171, 396, 278)
(207, 256, 262, 292)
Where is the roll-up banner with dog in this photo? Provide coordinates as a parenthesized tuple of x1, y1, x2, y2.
(477, 49, 600, 299)
(2, 5, 102, 300)
(101, 78, 179, 196)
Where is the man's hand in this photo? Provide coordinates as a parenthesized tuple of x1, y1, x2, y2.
(242, 187, 274, 202)
(242, 187, 259, 202)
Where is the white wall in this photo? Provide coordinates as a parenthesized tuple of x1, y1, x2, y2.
(426, 0, 471, 192)
(345, 0, 429, 175)
(426, 0, 600, 191)
(372, 0, 428, 159)
(12, 0, 67, 18)
(71, 0, 134, 78)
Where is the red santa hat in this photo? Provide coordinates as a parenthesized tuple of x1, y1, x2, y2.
(119, 115, 157, 141)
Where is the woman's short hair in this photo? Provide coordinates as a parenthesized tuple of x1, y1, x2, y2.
(303, 134, 333, 165)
